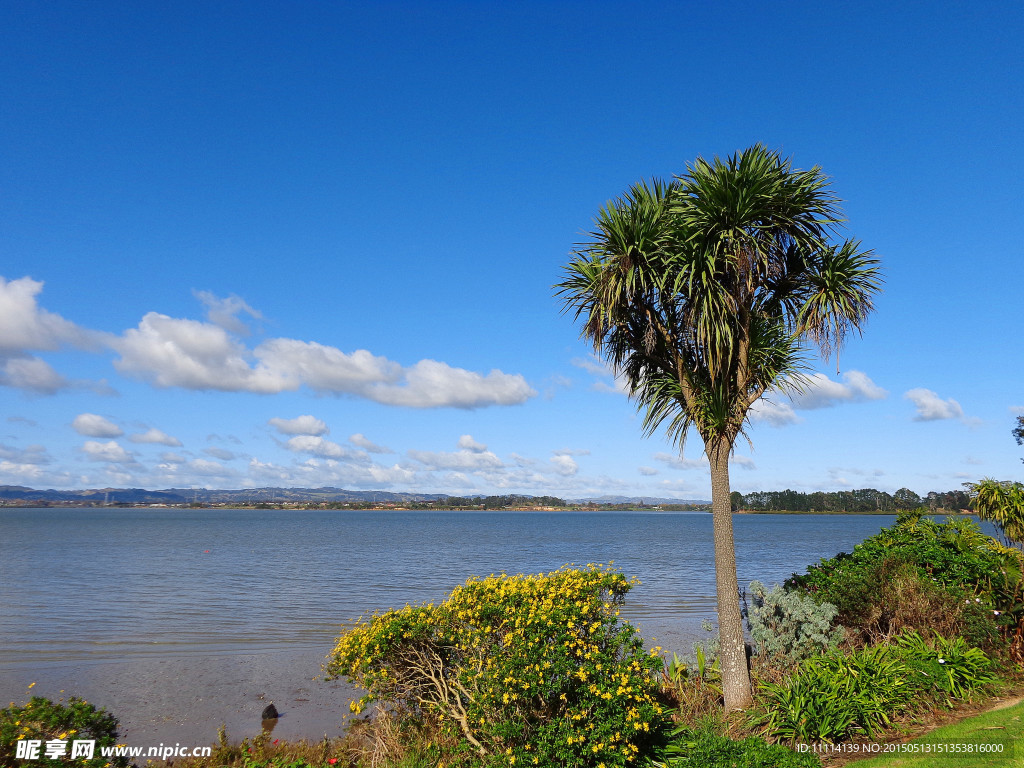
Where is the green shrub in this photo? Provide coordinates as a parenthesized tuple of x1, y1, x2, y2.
(655, 724, 821, 768)
(788, 514, 1018, 644)
(751, 644, 909, 743)
(326, 565, 668, 768)
(895, 631, 996, 703)
(746, 581, 845, 662)
(0, 695, 127, 768)
(750, 634, 995, 744)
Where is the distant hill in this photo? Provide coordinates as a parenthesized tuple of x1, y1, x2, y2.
(0, 485, 450, 505)
(0, 485, 711, 507)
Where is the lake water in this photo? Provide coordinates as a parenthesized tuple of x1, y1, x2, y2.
(0, 508, 903, 746)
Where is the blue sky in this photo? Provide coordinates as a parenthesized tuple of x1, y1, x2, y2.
(1, 1, 1021, 498)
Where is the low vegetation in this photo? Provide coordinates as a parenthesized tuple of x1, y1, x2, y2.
(3, 511, 1021, 768)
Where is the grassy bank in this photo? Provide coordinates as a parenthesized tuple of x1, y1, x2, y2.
(840, 698, 1024, 768)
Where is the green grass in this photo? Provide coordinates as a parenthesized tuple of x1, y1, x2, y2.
(842, 700, 1024, 767)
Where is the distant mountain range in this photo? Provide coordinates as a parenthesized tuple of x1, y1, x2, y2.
(0, 485, 710, 506)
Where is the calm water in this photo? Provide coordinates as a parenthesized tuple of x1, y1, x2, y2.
(0, 508, 900, 744)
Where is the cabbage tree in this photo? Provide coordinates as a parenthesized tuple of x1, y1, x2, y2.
(556, 145, 881, 709)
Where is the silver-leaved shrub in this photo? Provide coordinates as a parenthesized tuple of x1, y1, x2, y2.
(747, 581, 846, 663)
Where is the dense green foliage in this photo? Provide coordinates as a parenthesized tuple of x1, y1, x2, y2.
(656, 724, 821, 768)
(326, 565, 667, 767)
(788, 513, 1021, 644)
(750, 633, 995, 743)
(747, 581, 846, 662)
(733, 487, 970, 512)
(0, 696, 126, 768)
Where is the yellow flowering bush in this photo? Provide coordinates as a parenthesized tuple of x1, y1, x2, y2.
(326, 564, 668, 767)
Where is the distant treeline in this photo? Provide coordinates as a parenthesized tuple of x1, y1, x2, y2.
(731, 487, 971, 513)
(440, 494, 567, 509)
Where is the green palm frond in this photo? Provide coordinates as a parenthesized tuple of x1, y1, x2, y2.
(554, 145, 881, 453)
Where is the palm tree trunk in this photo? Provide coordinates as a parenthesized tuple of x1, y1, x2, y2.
(706, 438, 752, 710)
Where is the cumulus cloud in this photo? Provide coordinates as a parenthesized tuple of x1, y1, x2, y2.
(285, 435, 370, 463)
(194, 290, 262, 335)
(269, 415, 329, 436)
(550, 453, 579, 476)
(0, 277, 110, 394)
(0, 276, 100, 353)
(1, 357, 70, 394)
(457, 435, 488, 453)
(350, 433, 393, 453)
(637, 466, 659, 476)
(408, 437, 505, 471)
(112, 313, 534, 408)
(792, 371, 887, 409)
(904, 388, 966, 421)
(748, 398, 801, 426)
(81, 440, 136, 464)
(128, 428, 182, 446)
(72, 413, 124, 438)
(0, 443, 51, 465)
(749, 371, 886, 427)
(113, 313, 287, 392)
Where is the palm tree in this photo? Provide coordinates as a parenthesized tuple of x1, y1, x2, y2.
(556, 145, 882, 710)
(969, 478, 1024, 548)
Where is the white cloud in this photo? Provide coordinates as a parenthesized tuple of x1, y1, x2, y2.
(638, 466, 659, 476)
(113, 313, 534, 408)
(0, 276, 100, 353)
(792, 371, 887, 409)
(269, 415, 329, 436)
(653, 450, 752, 471)
(1, 356, 69, 394)
(904, 388, 965, 421)
(571, 355, 630, 395)
(457, 435, 488, 453)
(0, 443, 50, 465)
(1010, 406, 1024, 415)
(81, 440, 136, 464)
(731, 456, 756, 470)
(654, 452, 708, 471)
(193, 290, 262, 334)
(407, 438, 505, 471)
(128, 428, 182, 446)
(748, 399, 801, 427)
(72, 413, 124, 438)
(550, 453, 579, 476)
(160, 452, 187, 463)
(749, 371, 886, 427)
(363, 359, 535, 408)
(204, 447, 237, 461)
(0, 277, 109, 395)
(113, 313, 288, 392)
(349, 433, 393, 453)
(186, 458, 237, 477)
(285, 435, 370, 463)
